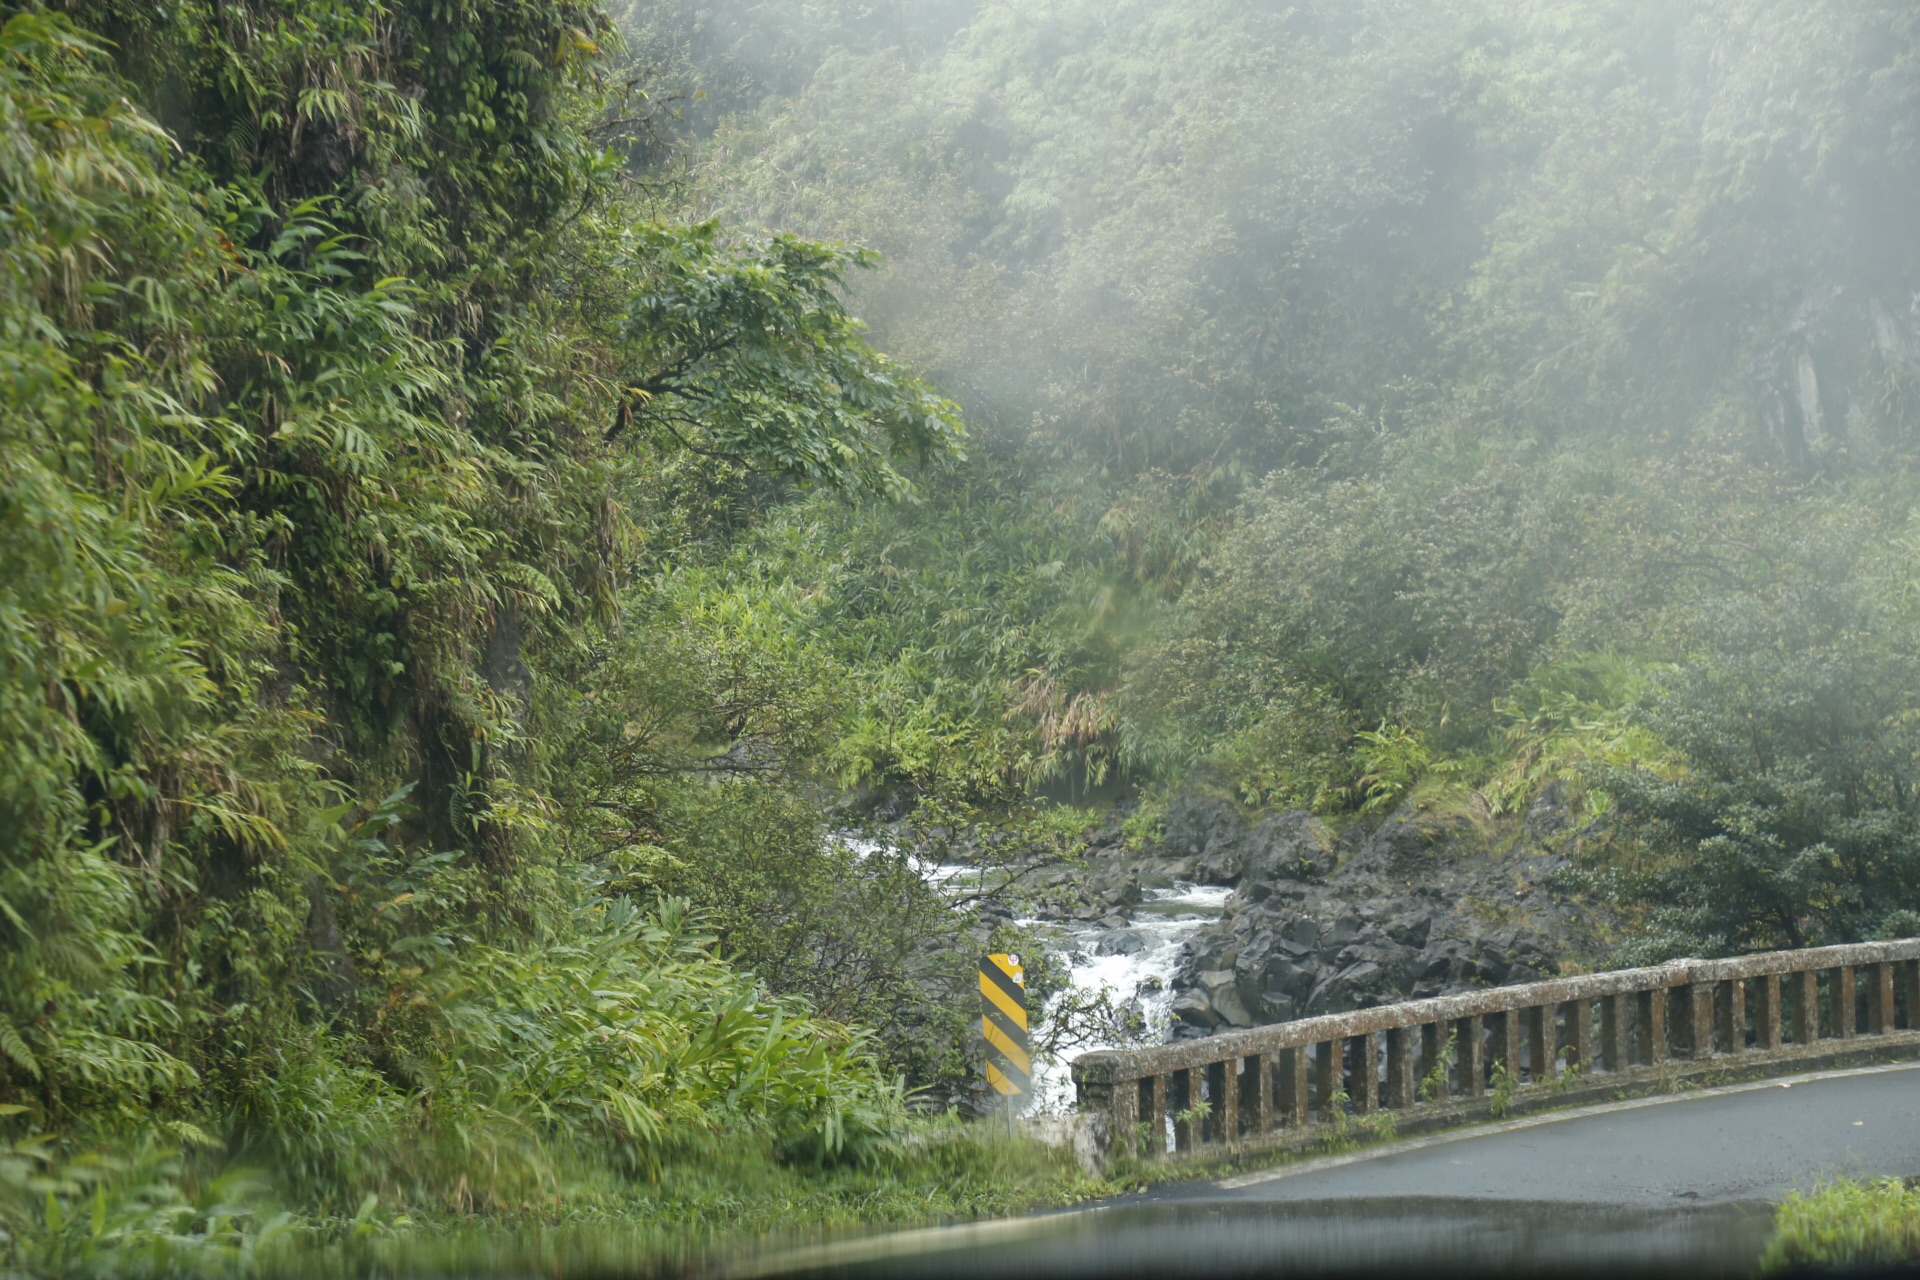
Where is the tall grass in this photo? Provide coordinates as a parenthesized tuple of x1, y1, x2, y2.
(1763, 1178, 1920, 1273)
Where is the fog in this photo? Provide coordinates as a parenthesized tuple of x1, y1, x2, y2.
(611, 0, 1920, 961)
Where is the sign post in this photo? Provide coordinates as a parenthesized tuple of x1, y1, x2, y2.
(978, 952, 1031, 1110)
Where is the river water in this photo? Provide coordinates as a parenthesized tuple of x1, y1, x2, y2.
(846, 836, 1229, 1112)
(1016, 882, 1230, 1112)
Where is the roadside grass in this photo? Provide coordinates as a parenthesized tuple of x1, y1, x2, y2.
(0, 1124, 1110, 1279)
(1763, 1177, 1920, 1273)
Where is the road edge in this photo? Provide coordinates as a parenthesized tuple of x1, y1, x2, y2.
(1216, 1059, 1920, 1189)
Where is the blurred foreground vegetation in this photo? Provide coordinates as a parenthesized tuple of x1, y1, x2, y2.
(1764, 1178, 1920, 1273)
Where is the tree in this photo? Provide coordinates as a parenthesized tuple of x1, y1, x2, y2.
(1610, 571, 1920, 956)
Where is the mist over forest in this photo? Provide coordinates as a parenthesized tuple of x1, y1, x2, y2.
(4, 0, 1920, 1269)
(628, 0, 1920, 954)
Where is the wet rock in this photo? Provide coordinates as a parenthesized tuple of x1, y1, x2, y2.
(1157, 793, 1339, 886)
(1348, 810, 1477, 882)
(1172, 988, 1221, 1031)
(1050, 786, 1617, 1041)
(1096, 929, 1146, 957)
(1261, 957, 1317, 997)
(1089, 864, 1145, 909)
(1241, 811, 1337, 887)
(1388, 910, 1434, 949)
(1340, 960, 1384, 989)
(1259, 992, 1297, 1021)
(1160, 793, 1257, 883)
(1524, 781, 1571, 840)
(1307, 960, 1391, 1014)
(1198, 969, 1254, 1028)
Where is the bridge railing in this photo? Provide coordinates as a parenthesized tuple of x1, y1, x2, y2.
(1070, 940, 1920, 1164)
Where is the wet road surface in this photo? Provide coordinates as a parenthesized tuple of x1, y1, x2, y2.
(1189, 1060, 1920, 1207)
(742, 1064, 1920, 1278)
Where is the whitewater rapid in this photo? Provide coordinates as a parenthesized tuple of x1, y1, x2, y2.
(1017, 882, 1230, 1112)
(841, 835, 1227, 1113)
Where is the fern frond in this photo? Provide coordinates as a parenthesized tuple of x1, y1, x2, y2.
(0, 1020, 42, 1080)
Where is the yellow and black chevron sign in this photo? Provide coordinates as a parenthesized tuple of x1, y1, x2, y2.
(978, 952, 1031, 1097)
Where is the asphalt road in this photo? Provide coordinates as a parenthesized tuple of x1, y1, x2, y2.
(1189, 1060, 1920, 1207)
(746, 1064, 1920, 1279)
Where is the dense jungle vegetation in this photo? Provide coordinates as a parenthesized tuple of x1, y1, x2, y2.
(6, 0, 1920, 1271)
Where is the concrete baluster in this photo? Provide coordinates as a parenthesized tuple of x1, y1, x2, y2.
(1683, 981, 1715, 1057)
(1280, 1046, 1309, 1128)
(1834, 967, 1857, 1038)
(1637, 987, 1668, 1064)
(1526, 1005, 1550, 1080)
(1352, 1033, 1380, 1113)
(1455, 1015, 1483, 1098)
(1221, 1059, 1236, 1143)
(1386, 1026, 1416, 1108)
(1254, 1053, 1275, 1135)
(1563, 999, 1593, 1073)
(1216, 1059, 1238, 1145)
(1716, 979, 1743, 1053)
(1314, 1040, 1337, 1121)
(1600, 994, 1627, 1072)
(1792, 970, 1819, 1044)
(1869, 963, 1895, 1035)
(1151, 1074, 1170, 1158)
(1492, 1009, 1521, 1086)
(1754, 973, 1782, 1050)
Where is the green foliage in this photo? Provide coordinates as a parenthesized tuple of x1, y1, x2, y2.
(413, 894, 908, 1175)
(0, 1120, 1106, 1279)
(665, 0, 1920, 842)
(1763, 1178, 1920, 1274)
(1605, 541, 1920, 956)
(611, 223, 963, 497)
(1, 0, 976, 1250)
(1480, 655, 1677, 822)
(1353, 724, 1442, 815)
(19, 0, 1920, 1261)
(0, 1133, 293, 1280)
(1419, 1031, 1457, 1105)
(0, 5, 292, 1129)
(1487, 1060, 1516, 1120)
(1318, 1088, 1396, 1156)
(710, 462, 1147, 799)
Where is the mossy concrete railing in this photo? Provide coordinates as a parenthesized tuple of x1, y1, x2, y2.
(1071, 940, 1920, 1168)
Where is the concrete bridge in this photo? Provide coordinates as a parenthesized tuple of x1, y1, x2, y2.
(1071, 939, 1920, 1168)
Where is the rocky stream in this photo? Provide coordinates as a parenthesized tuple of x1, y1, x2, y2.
(988, 789, 1614, 1112)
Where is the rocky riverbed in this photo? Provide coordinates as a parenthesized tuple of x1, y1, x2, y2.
(1010, 787, 1612, 1047)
